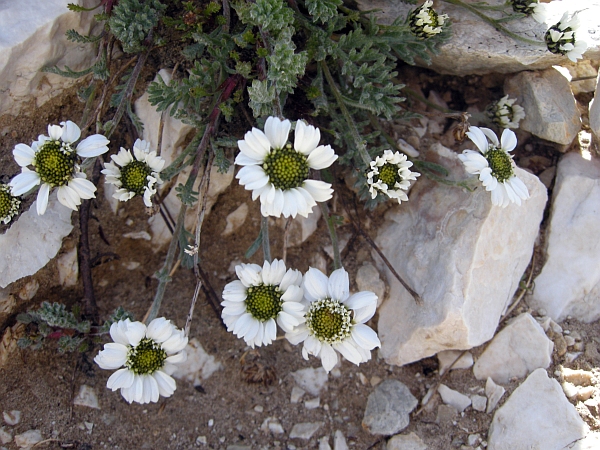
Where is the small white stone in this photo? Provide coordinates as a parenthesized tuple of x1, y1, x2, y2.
(122, 261, 140, 270)
(0, 427, 12, 444)
(73, 385, 100, 409)
(561, 368, 593, 386)
(305, 397, 320, 410)
(3, 411, 20, 426)
(386, 431, 428, 450)
(291, 367, 328, 396)
(289, 422, 323, 440)
(565, 352, 582, 363)
(333, 430, 349, 450)
(56, 247, 78, 287)
(471, 395, 487, 412)
(468, 434, 480, 446)
(485, 378, 505, 414)
(208, 419, 214, 427)
(438, 385, 471, 412)
(357, 372, 368, 386)
(122, 231, 152, 241)
(222, 203, 249, 236)
(84, 422, 93, 433)
(565, 336, 576, 347)
(253, 405, 263, 413)
(290, 386, 305, 404)
(18, 280, 39, 301)
(370, 376, 382, 387)
(396, 138, 419, 158)
(318, 436, 332, 450)
(196, 436, 207, 445)
(14, 430, 42, 449)
(260, 417, 284, 435)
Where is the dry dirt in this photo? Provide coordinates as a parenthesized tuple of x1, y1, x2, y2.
(0, 62, 599, 450)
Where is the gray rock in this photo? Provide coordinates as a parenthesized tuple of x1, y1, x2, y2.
(376, 145, 546, 366)
(333, 430, 348, 450)
(563, 61, 598, 95)
(529, 152, 600, 322)
(387, 432, 428, 450)
(319, 436, 331, 450)
(0, 195, 73, 288)
(436, 404, 457, 425)
(289, 422, 323, 440)
(438, 384, 471, 412)
(471, 395, 487, 412)
(437, 350, 473, 375)
(73, 385, 99, 409)
(3, 409, 21, 425)
(222, 203, 248, 236)
(505, 68, 580, 146)
(473, 313, 553, 384)
(0, 427, 11, 445)
(563, 432, 600, 449)
(260, 417, 284, 435)
(171, 338, 222, 384)
(362, 379, 418, 435)
(291, 367, 328, 396)
(488, 369, 588, 450)
(0, 0, 100, 116)
(356, 0, 599, 76)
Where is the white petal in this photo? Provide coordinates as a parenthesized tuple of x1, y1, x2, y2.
(48, 124, 63, 140)
(36, 183, 50, 215)
(277, 311, 301, 332)
(303, 267, 329, 302)
(294, 120, 321, 155)
(264, 318, 277, 344)
(243, 317, 260, 346)
(142, 374, 160, 403)
(262, 259, 286, 285)
(165, 351, 187, 365)
(264, 116, 291, 149)
(480, 127, 500, 147)
(146, 317, 173, 343)
(162, 330, 188, 354)
(333, 340, 362, 365)
(466, 127, 489, 154)
(351, 324, 381, 350)
(60, 121, 81, 144)
(112, 148, 133, 167)
(56, 185, 81, 211)
(235, 152, 261, 166)
(302, 179, 333, 203)
(69, 177, 96, 200)
(509, 176, 529, 200)
(110, 319, 132, 345)
(153, 371, 176, 397)
(281, 284, 304, 303)
(124, 375, 144, 404)
(10, 170, 41, 196)
(13, 144, 35, 167)
(222, 280, 247, 302)
(237, 165, 269, 191)
(281, 190, 298, 219)
(345, 291, 378, 323)
(94, 342, 128, 370)
(500, 128, 517, 152)
(76, 134, 110, 157)
(222, 300, 248, 316)
(236, 264, 263, 287)
(319, 343, 338, 373)
(280, 269, 303, 292)
(285, 325, 309, 345)
(124, 321, 147, 347)
(107, 368, 135, 391)
(304, 334, 322, 356)
(327, 268, 349, 302)
(306, 145, 337, 170)
(238, 129, 270, 162)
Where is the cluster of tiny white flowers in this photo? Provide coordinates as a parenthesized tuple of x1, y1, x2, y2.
(544, 11, 587, 62)
(486, 95, 526, 129)
(409, 0, 449, 39)
(366, 150, 420, 204)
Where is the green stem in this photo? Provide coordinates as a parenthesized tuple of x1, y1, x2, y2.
(261, 216, 271, 263)
(441, 0, 544, 46)
(320, 61, 372, 168)
(320, 201, 341, 270)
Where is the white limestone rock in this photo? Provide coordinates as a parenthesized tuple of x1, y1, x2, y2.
(473, 313, 554, 384)
(333, 430, 348, 450)
(356, 263, 386, 308)
(505, 68, 581, 146)
(222, 203, 248, 236)
(0, 195, 73, 288)
(73, 385, 99, 409)
(438, 384, 471, 413)
(362, 379, 418, 435)
(387, 432, 428, 450)
(0, 0, 100, 116)
(56, 247, 78, 287)
(590, 73, 600, 141)
(171, 338, 222, 384)
(356, 0, 600, 76)
(487, 369, 588, 450)
(376, 145, 546, 366)
(471, 395, 487, 412)
(291, 367, 328, 396)
(563, 432, 600, 449)
(14, 429, 42, 449)
(485, 377, 505, 414)
(289, 422, 323, 440)
(529, 152, 600, 322)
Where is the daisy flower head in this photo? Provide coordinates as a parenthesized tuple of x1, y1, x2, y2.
(544, 11, 588, 62)
(485, 95, 526, 129)
(221, 259, 305, 348)
(101, 139, 165, 207)
(285, 267, 381, 373)
(9, 120, 109, 215)
(459, 126, 529, 208)
(408, 0, 450, 39)
(0, 184, 21, 225)
(235, 116, 338, 218)
(366, 150, 420, 204)
(510, 0, 547, 24)
(95, 317, 188, 404)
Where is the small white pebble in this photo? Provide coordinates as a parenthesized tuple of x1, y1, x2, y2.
(208, 419, 214, 427)
(254, 405, 264, 413)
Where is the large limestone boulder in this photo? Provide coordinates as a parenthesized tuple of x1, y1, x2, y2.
(529, 152, 600, 322)
(376, 144, 547, 366)
(0, 0, 101, 116)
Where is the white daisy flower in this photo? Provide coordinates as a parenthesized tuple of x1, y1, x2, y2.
(366, 150, 420, 204)
(9, 120, 109, 215)
(101, 139, 165, 207)
(235, 117, 337, 218)
(222, 259, 305, 348)
(458, 126, 529, 208)
(0, 184, 21, 225)
(95, 317, 188, 404)
(408, 0, 450, 39)
(486, 95, 526, 129)
(285, 267, 381, 373)
(510, 0, 547, 24)
(545, 12, 588, 62)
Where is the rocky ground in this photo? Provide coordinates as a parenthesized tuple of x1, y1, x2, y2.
(2, 1, 600, 450)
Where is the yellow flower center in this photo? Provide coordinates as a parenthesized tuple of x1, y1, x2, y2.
(34, 140, 76, 187)
(120, 161, 152, 195)
(306, 298, 352, 344)
(126, 338, 167, 375)
(263, 143, 309, 190)
(245, 284, 283, 321)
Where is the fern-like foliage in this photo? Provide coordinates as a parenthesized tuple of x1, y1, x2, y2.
(108, 0, 166, 53)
